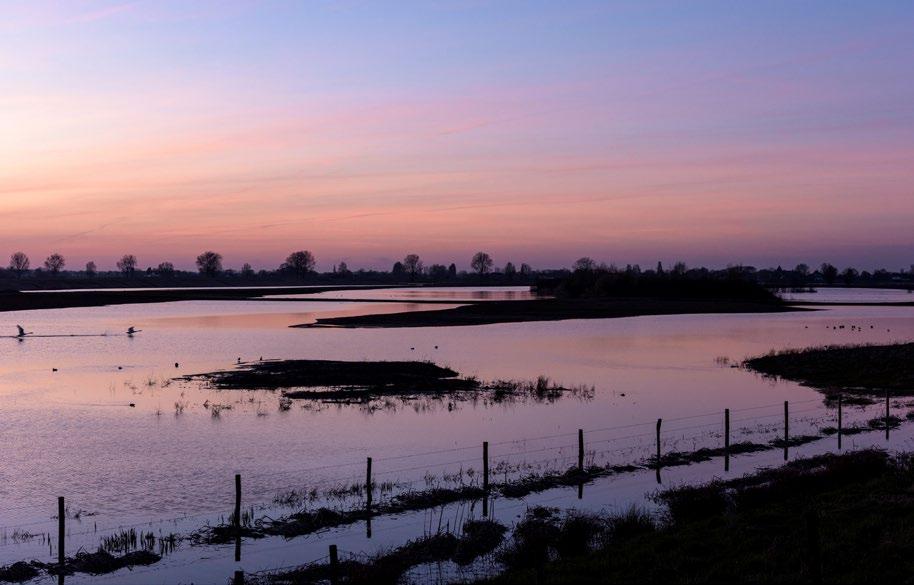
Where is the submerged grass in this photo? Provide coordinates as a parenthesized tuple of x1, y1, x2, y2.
(182, 360, 594, 405)
(745, 342, 914, 395)
(247, 519, 507, 585)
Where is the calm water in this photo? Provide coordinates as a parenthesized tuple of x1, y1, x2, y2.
(779, 286, 914, 303)
(266, 285, 540, 301)
(2, 288, 914, 582)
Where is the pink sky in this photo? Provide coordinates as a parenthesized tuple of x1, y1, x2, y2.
(2, 1, 913, 271)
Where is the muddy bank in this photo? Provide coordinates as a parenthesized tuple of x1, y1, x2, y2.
(745, 342, 914, 395)
(300, 297, 799, 328)
(183, 360, 593, 403)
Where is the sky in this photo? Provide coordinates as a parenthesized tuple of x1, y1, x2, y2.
(1, 0, 913, 272)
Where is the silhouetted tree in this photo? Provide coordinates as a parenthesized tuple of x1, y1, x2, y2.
(391, 261, 405, 277)
(821, 263, 838, 285)
(504, 262, 517, 280)
(573, 257, 596, 272)
(403, 254, 423, 281)
(85, 261, 97, 277)
(448, 263, 458, 278)
(9, 252, 29, 278)
(471, 252, 493, 275)
(117, 254, 137, 276)
(241, 263, 255, 278)
(656, 261, 664, 275)
(156, 262, 176, 277)
(520, 263, 532, 277)
(672, 261, 687, 276)
(795, 263, 810, 278)
(196, 251, 223, 277)
(284, 250, 315, 278)
(841, 267, 858, 285)
(44, 253, 65, 275)
(428, 264, 448, 280)
(337, 261, 351, 276)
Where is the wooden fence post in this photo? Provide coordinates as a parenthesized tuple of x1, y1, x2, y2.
(724, 409, 730, 472)
(366, 457, 373, 508)
(57, 496, 65, 569)
(886, 390, 891, 441)
(783, 401, 789, 461)
(329, 544, 339, 585)
(837, 394, 842, 450)
(655, 419, 662, 466)
(578, 429, 584, 472)
(234, 473, 242, 562)
(483, 441, 489, 517)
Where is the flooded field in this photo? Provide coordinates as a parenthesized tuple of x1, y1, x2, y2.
(2, 287, 914, 583)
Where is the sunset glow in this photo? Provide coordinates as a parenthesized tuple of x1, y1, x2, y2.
(2, 0, 913, 270)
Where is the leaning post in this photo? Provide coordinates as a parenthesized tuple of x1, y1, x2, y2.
(724, 408, 730, 472)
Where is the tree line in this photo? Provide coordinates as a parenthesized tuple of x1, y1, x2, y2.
(1, 250, 532, 282)
(4, 250, 912, 288)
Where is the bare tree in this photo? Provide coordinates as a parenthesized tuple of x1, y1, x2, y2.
(156, 262, 176, 277)
(337, 261, 351, 276)
(283, 250, 315, 278)
(196, 251, 223, 277)
(520, 263, 532, 277)
(44, 253, 65, 275)
(573, 257, 596, 272)
(403, 254, 423, 281)
(9, 252, 30, 277)
(672, 261, 687, 276)
(471, 251, 493, 275)
(241, 263, 255, 278)
(504, 262, 517, 280)
(117, 254, 137, 276)
(85, 261, 97, 277)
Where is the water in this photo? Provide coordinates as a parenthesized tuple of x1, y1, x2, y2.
(778, 286, 914, 303)
(2, 288, 913, 582)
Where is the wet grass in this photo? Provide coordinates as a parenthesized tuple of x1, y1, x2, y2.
(247, 519, 507, 585)
(183, 360, 594, 405)
(44, 550, 161, 576)
(484, 449, 914, 584)
(745, 342, 914, 395)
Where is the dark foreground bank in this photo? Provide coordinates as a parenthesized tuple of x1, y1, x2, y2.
(482, 449, 908, 585)
(745, 342, 914, 395)
(303, 297, 798, 328)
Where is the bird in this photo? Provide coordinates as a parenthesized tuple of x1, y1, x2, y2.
(127, 326, 141, 336)
(15, 325, 31, 337)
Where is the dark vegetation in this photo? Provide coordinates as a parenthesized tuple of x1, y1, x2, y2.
(307, 297, 796, 328)
(247, 519, 507, 585)
(538, 266, 781, 303)
(745, 342, 914, 395)
(305, 264, 798, 328)
(0, 550, 160, 582)
(183, 360, 593, 403)
(485, 449, 914, 584)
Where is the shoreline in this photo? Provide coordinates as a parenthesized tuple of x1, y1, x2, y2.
(300, 297, 803, 329)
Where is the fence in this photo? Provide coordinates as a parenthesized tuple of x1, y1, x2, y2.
(1, 391, 907, 584)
